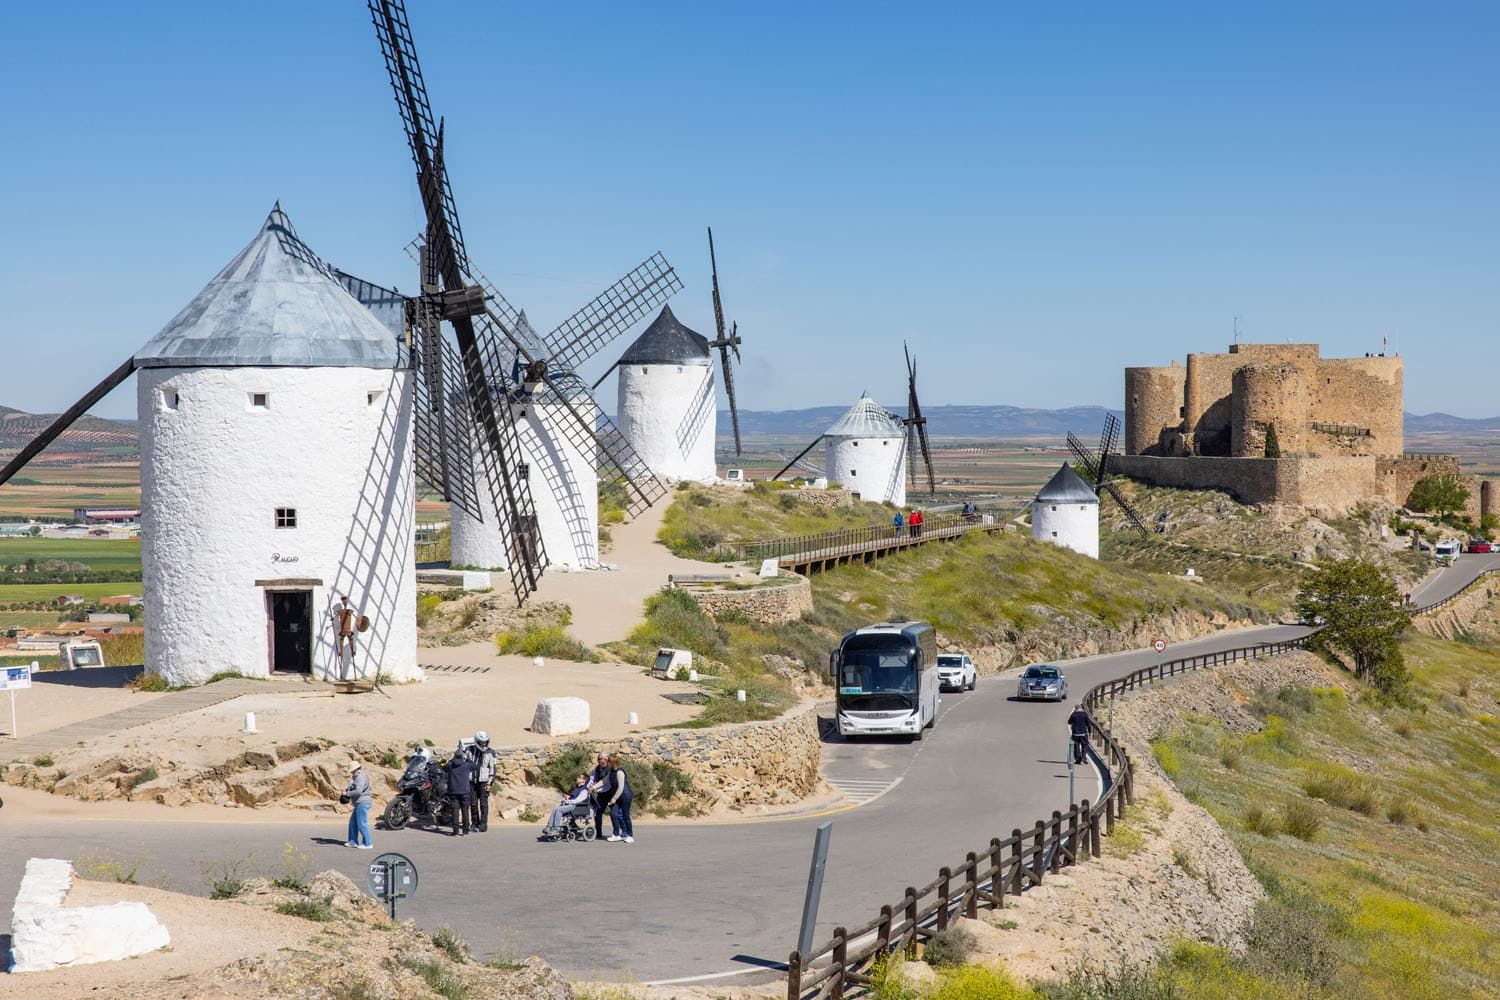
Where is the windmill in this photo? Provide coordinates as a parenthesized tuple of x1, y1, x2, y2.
(1066, 413, 1150, 535)
(706, 227, 743, 456)
(903, 342, 936, 496)
(356, 0, 682, 601)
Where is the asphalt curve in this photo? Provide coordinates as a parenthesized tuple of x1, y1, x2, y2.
(2, 553, 1493, 982)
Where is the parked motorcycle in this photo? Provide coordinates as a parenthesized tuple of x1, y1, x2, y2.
(382, 751, 453, 830)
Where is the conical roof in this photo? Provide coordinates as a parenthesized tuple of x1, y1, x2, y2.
(825, 394, 903, 438)
(1035, 463, 1099, 503)
(617, 305, 711, 366)
(135, 205, 398, 369)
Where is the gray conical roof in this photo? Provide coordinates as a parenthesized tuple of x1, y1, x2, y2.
(1036, 463, 1100, 503)
(618, 305, 711, 366)
(825, 394, 903, 438)
(135, 205, 398, 369)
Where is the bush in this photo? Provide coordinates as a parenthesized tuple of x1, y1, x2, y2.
(1385, 796, 1430, 831)
(129, 672, 171, 692)
(651, 761, 693, 800)
(1039, 961, 1179, 999)
(1242, 803, 1280, 837)
(494, 624, 597, 662)
(627, 588, 729, 662)
(272, 842, 312, 892)
(923, 926, 976, 967)
(1150, 738, 1182, 778)
(275, 895, 335, 921)
(199, 853, 253, 899)
(539, 743, 594, 793)
(1301, 763, 1380, 816)
(401, 957, 467, 1000)
(127, 766, 158, 791)
(1280, 799, 1324, 841)
(416, 594, 443, 628)
(1243, 892, 1343, 987)
(930, 964, 1033, 999)
(431, 925, 471, 963)
(32, 754, 54, 768)
(1217, 739, 1244, 771)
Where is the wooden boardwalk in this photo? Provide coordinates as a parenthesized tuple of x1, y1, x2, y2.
(2, 674, 309, 764)
(769, 517, 1008, 575)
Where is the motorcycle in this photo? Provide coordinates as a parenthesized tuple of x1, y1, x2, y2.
(382, 753, 454, 830)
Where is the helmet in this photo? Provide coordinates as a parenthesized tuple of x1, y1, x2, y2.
(414, 746, 433, 761)
(474, 730, 489, 746)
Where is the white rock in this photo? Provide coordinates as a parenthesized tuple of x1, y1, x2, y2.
(531, 696, 590, 736)
(9, 858, 170, 973)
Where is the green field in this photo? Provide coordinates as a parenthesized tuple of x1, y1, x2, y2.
(0, 581, 143, 602)
(0, 537, 141, 571)
(0, 611, 65, 628)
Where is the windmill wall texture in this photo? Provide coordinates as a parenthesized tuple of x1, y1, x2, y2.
(1115, 342, 1459, 513)
(617, 362, 717, 483)
(138, 366, 419, 685)
(1032, 499, 1099, 559)
(826, 435, 907, 507)
(450, 402, 599, 572)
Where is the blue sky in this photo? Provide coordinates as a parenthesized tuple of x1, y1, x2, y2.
(1, 2, 1494, 420)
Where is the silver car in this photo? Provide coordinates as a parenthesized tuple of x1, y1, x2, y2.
(1016, 664, 1068, 702)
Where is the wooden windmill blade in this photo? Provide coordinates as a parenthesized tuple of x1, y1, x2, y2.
(542, 252, 684, 373)
(707, 228, 744, 456)
(1100, 478, 1151, 536)
(772, 436, 824, 481)
(0, 357, 137, 489)
(1065, 432, 1101, 484)
(369, 0, 547, 604)
(1088, 413, 1149, 536)
(905, 342, 935, 495)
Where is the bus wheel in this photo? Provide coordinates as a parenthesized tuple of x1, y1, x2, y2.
(911, 726, 924, 743)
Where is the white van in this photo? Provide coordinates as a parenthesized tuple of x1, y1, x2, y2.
(1434, 540, 1461, 565)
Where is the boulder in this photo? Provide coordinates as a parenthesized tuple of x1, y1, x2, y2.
(530, 697, 590, 736)
(8, 858, 170, 973)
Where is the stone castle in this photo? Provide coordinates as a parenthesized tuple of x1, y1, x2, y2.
(1114, 343, 1491, 517)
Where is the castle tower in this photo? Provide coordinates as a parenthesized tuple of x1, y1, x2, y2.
(615, 305, 716, 483)
(823, 395, 906, 506)
(1124, 363, 1185, 456)
(134, 206, 419, 686)
(1032, 463, 1099, 559)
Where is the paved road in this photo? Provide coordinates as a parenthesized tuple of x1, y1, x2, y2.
(2, 552, 1491, 983)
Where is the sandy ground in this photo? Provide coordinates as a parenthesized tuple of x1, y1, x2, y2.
(0, 667, 165, 739)
(0, 878, 309, 999)
(535, 496, 751, 646)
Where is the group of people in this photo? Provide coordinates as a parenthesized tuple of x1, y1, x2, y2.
(341, 730, 501, 847)
(544, 751, 636, 843)
(893, 508, 925, 538)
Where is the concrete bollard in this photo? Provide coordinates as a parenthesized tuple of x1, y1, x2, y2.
(532, 656, 545, 668)
(688, 669, 699, 682)
(627, 711, 639, 726)
(243, 712, 257, 734)
(736, 689, 746, 702)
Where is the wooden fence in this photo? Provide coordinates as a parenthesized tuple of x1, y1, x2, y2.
(744, 512, 1013, 575)
(785, 634, 1314, 999)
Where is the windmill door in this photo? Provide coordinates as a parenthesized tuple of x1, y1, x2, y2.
(269, 590, 312, 673)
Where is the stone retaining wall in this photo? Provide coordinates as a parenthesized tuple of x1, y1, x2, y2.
(487, 701, 822, 807)
(686, 575, 814, 625)
(1414, 578, 1496, 641)
(781, 488, 854, 509)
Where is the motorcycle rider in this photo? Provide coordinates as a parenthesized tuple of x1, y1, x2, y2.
(446, 748, 476, 836)
(467, 731, 498, 832)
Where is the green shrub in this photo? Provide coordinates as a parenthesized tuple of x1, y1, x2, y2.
(539, 743, 594, 793)
(416, 594, 443, 628)
(494, 624, 598, 662)
(1242, 892, 1344, 987)
(930, 964, 1034, 999)
(431, 925, 471, 963)
(1385, 796, 1430, 831)
(199, 853, 253, 899)
(923, 926, 976, 967)
(127, 766, 158, 791)
(1242, 803, 1280, 837)
(651, 761, 693, 800)
(272, 842, 311, 892)
(1151, 739, 1182, 778)
(1217, 738, 1244, 771)
(517, 807, 541, 823)
(1301, 763, 1380, 816)
(620, 757, 658, 809)
(1280, 799, 1324, 841)
(129, 672, 171, 693)
(1039, 960, 1178, 999)
(32, 754, 54, 768)
(401, 957, 467, 1000)
(275, 895, 335, 921)
(627, 588, 729, 662)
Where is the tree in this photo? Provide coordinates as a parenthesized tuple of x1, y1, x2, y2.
(1263, 423, 1282, 458)
(1296, 559, 1410, 696)
(27, 525, 40, 537)
(1406, 473, 1469, 518)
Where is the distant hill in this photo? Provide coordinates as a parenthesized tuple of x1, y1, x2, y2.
(718, 404, 1124, 440)
(0, 405, 137, 463)
(1403, 412, 1500, 433)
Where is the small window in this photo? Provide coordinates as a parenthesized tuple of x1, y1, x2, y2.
(367, 390, 383, 407)
(853, 440, 859, 447)
(250, 392, 269, 409)
(676, 366, 683, 373)
(1080, 505, 1088, 511)
(1051, 505, 1058, 511)
(518, 463, 530, 482)
(641, 367, 648, 374)
(274, 508, 297, 529)
(1051, 531, 1058, 538)
(850, 469, 857, 476)
(162, 388, 179, 410)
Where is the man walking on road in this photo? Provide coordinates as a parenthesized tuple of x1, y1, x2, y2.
(1067, 704, 1093, 765)
(446, 750, 476, 836)
(468, 731, 497, 832)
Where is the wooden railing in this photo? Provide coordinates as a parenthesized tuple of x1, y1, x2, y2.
(744, 512, 1013, 567)
(785, 634, 1315, 999)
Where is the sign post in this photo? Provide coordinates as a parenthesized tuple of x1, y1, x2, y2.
(1, 662, 34, 738)
(796, 821, 833, 956)
(1152, 638, 1167, 679)
(366, 852, 418, 921)
(1067, 737, 1076, 806)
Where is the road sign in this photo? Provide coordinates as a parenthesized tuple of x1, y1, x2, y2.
(1152, 639, 1167, 654)
(367, 852, 418, 920)
(0, 665, 33, 691)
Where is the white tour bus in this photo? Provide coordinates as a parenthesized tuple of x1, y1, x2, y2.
(830, 621, 940, 740)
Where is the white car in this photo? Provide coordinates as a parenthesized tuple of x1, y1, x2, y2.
(936, 653, 977, 692)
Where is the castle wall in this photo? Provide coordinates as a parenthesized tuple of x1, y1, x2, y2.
(1124, 365, 1185, 456)
(1374, 454, 1460, 507)
(1307, 356, 1403, 456)
(1183, 353, 1239, 456)
(1114, 454, 1378, 516)
(1232, 364, 1308, 457)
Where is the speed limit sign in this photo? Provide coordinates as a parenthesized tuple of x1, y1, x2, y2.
(1152, 639, 1167, 654)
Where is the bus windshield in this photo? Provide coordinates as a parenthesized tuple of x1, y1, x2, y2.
(838, 643, 917, 711)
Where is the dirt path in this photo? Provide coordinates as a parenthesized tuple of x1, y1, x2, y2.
(534, 495, 748, 645)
